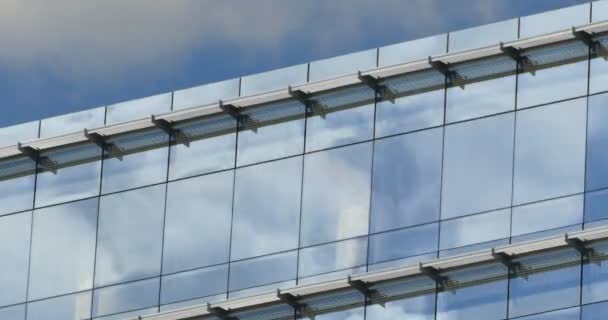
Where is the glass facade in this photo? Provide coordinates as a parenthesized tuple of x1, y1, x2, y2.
(1, 2, 608, 319)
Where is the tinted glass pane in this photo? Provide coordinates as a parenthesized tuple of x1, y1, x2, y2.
(92, 278, 160, 318)
(0, 212, 30, 307)
(229, 251, 297, 292)
(172, 79, 240, 111)
(0, 304, 25, 320)
(449, 19, 518, 52)
(101, 147, 168, 194)
(442, 113, 514, 218)
(512, 195, 583, 237)
(517, 307, 580, 320)
(582, 241, 608, 304)
(440, 209, 510, 251)
(301, 143, 372, 246)
(106, 93, 172, 125)
(366, 293, 435, 320)
(583, 301, 608, 320)
(587, 93, 608, 190)
(585, 189, 608, 224)
(0, 121, 38, 148)
(163, 171, 233, 274)
(371, 128, 442, 232)
(232, 157, 302, 260)
(520, 4, 590, 38)
(513, 99, 587, 205)
(28, 199, 97, 300)
(369, 223, 438, 265)
(309, 49, 376, 82)
(27, 291, 92, 320)
(0, 172, 35, 216)
(378, 34, 447, 67)
(305, 103, 374, 152)
(160, 265, 228, 305)
(589, 39, 608, 95)
(40, 107, 105, 138)
(298, 237, 367, 278)
(300, 307, 364, 320)
(95, 185, 165, 286)
(375, 89, 444, 138)
(241, 64, 308, 96)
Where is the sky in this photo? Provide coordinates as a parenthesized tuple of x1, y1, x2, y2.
(0, 0, 592, 128)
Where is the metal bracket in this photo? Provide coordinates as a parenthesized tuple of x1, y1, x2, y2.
(206, 303, 237, 320)
(491, 249, 522, 276)
(428, 57, 465, 89)
(501, 42, 536, 75)
(419, 264, 448, 288)
(17, 143, 57, 174)
(151, 116, 190, 147)
(357, 72, 396, 103)
(565, 234, 594, 257)
(84, 129, 124, 161)
(277, 290, 306, 310)
(288, 86, 326, 118)
(219, 100, 257, 132)
(572, 27, 595, 48)
(347, 276, 371, 296)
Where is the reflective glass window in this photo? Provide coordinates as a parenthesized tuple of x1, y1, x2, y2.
(513, 99, 587, 205)
(594, 0, 608, 22)
(0, 304, 25, 320)
(375, 89, 444, 138)
(517, 307, 580, 320)
(95, 185, 165, 286)
(168, 115, 236, 180)
(366, 293, 435, 320)
(442, 113, 514, 218)
(172, 78, 240, 111)
(309, 49, 377, 82)
(106, 93, 172, 125)
(440, 209, 511, 251)
(368, 252, 437, 272)
(92, 278, 160, 318)
(40, 107, 105, 138)
(298, 237, 368, 278)
(440, 239, 509, 258)
(0, 212, 30, 307)
(0, 158, 35, 216)
(512, 195, 583, 237)
(160, 265, 228, 305)
(160, 294, 226, 313)
(305, 103, 374, 152)
(378, 34, 447, 67)
(582, 240, 608, 304)
(585, 189, 608, 224)
(301, 143, 372, 246)
(27, 291, 92, 320)
(28, 199, 98, 300)
(163, 171, 233, 274)
(0, 120, 38, 148)
(589, 36, 608, 95)
(509, 249, 581, 318)
(299, 307, 364, 320)
(371, 128, 442, 232)
(229, 251, 297, 292)
(231, 157, 302, 260)
(587, 93, 608, 190)
(449, 19, 518, 52)
(583, 301, 608, 320)
(93, 307, 157, 320)
(369, 223, 438, 265)
(241, 64, 308, 96)
(520, 4, 590, 38)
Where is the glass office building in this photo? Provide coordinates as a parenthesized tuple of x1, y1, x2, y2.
(3, 2, 608, 320)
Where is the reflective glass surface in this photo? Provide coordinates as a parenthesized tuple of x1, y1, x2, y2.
(589, 37, 608, 95)
(585, 189, 608, 224)
(172, 78, 240, 110)
(309, 49, 377, 82)
(228, 251, 297, 292)
(587, 93, 608, 190)
(298, 237, 368, 278)
(0, 212, 30, 307)
(520, 4, 590, 38)
(0, 304, 25, 320)
(92, 278, 160, 318)
(582, 241, 608, 304)
(240, 64, 308, 96)
(512, 195, 583, 237)
(101, 146, 168, 194)
(28, 199, 98, 300)
(368, 223, 439, 265)
(440, 209, 511, 251)
(95, 185, 165, 286)
(40, 107, 105, 138)
(0, 120, 38, 148)
(378, 34, 447, 67)
(160, 265, 228, 305)
(163, 171, 233, 274)
(366, 293, 435, 320)
(27, 291, 92, 320)
(517, 307, 580, 320)
(583, 301, 608, 320)
(106, 93, 172, 125)
(594, 0, 608, 22)
(232, 157, 302, 260)
(371, 128, 442, 232)
(300, 307, 365, 320)
(513, 99, 587, 205)
(442, 113, 514, 218)
(449, 19, 518, 52)
(301, 143, 372, 246)
(0, 171, 35, 216)
(375, 89, 444, 137)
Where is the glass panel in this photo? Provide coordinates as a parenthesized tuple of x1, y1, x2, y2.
(583, 301, 608, 320)
(163, 171, 233, 274)
(368, 252, 437, 272)
(0, 159, 35, 216)
(0, 304, 25, 320)
(95, 185, 165, 286)
(517, 307, 580, 320)
(449, 19, 518, 52)
(27, 291, 92, 320)
(168, 115, 236, 180)
(582, 241, 608, 304)
(230, 280, 295, 300)
(594, 0, 608, 21)
(440, 239, 509, 258)
(368, 223, 439, 265)
(440, 209, 511, 251)
(509, 249, 581, 318)
(301, 143, 372, 246)
(160, 294, 225, 312)
(92, 278, 160, 318)
(587, 93, 608, 190)
(160, 265, 228, 305)
(298, 267, 366, 285)
(512, 195, 583, 237)
(513, 99, 587, 205)
(309, 49, 377, 82)
(298, 237, 367, 278)
(378, 34, 447, 67)
(366, 293, 435, 320)
(0, 120, 39, 148)
(512, 225, 582, 244)
(442, 113, 514, 218)
(28, 199, 98, 300)
(106, 93, 172, 125)
(173, 78, 240, 111)
(232, 157, 302, 260)
(228, 251, 297, 292)
(520, 3, 590, 38)
(371, 128, 442, 232)
(93, 307, 157, 320)
(241, 64, 308, 96)
(299, 307, 364, 320)
(585, 189, 608, 224)
(0, 212, 30, 307)
(589, 36, 608, 95)
(375, 89, 444, 138)
(40, 107, 105, 138)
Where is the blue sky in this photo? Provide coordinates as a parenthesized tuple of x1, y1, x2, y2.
(0, 0, 590, 127)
